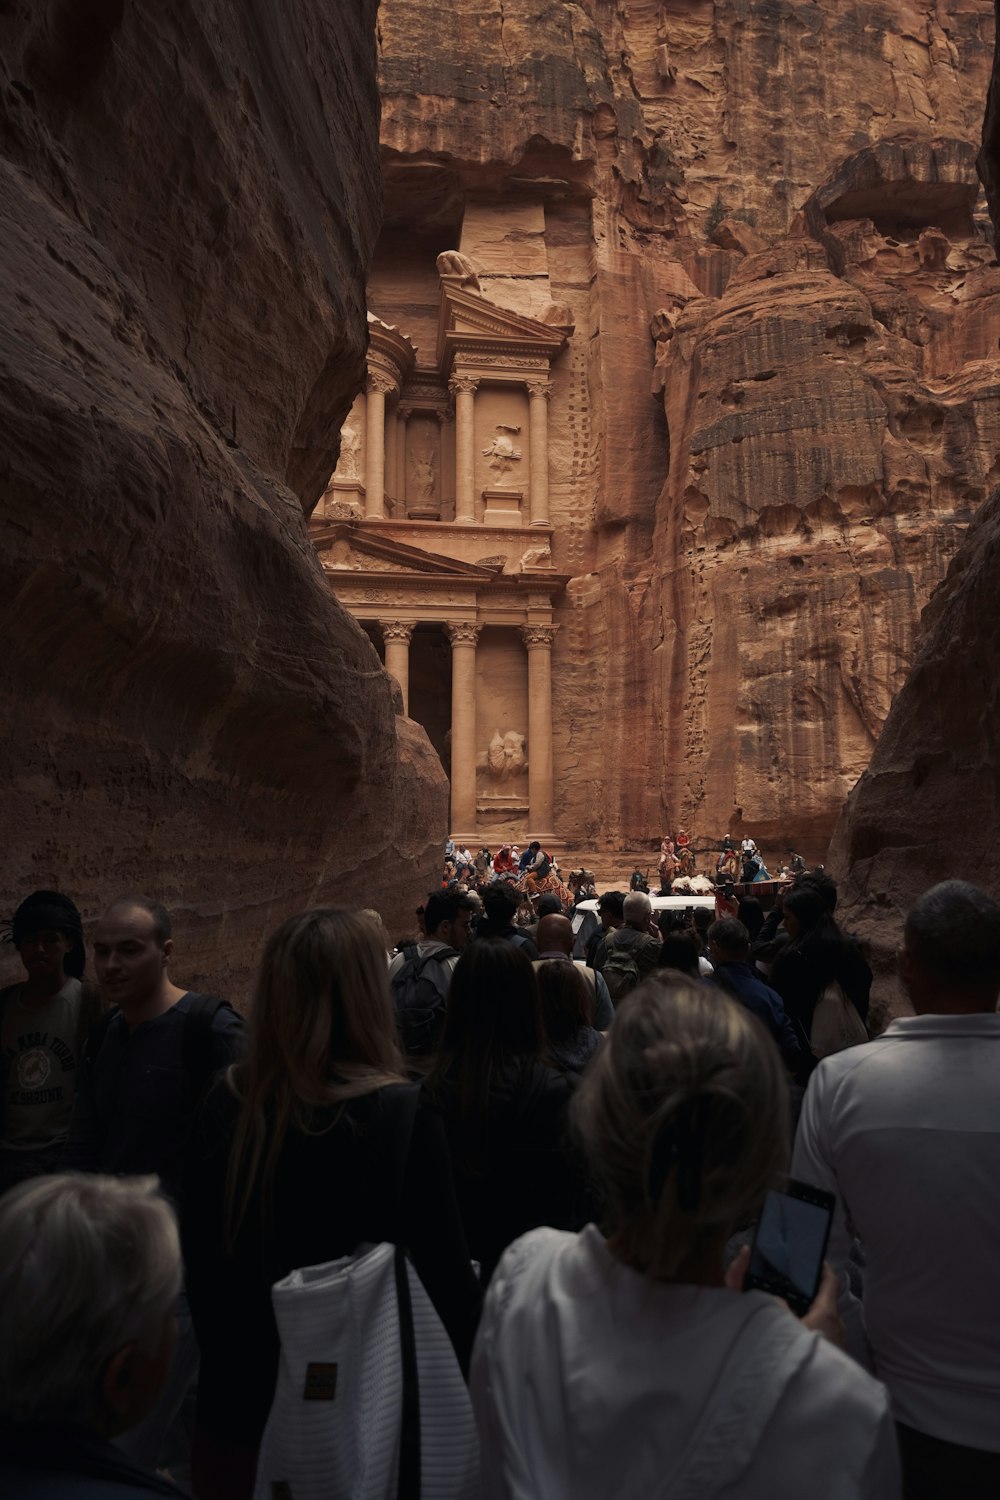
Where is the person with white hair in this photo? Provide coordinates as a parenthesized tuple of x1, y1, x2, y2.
(593, 891, 661, 998)
(0, 1171, 185, 1497)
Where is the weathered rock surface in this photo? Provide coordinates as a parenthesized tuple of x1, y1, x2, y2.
(376, 0, 998, 862)
(0, 0, 446, 996)
(831, 1, 1000, 971)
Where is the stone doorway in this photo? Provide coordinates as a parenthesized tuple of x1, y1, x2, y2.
(408, 623, 452, 775)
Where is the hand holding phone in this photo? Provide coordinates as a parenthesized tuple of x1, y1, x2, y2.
(744, 1178, 835, 1317)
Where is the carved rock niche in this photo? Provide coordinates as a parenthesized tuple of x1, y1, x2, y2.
(475, 386, 530, 526)
(404, 413, 441, 519)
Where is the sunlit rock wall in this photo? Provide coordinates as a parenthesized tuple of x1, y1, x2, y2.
(378, 0, 996, 860)
(0, 0, 447, 997)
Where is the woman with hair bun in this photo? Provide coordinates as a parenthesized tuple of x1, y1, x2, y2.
(471, 977, 900, 1498)
(183, 907, 482, 1500)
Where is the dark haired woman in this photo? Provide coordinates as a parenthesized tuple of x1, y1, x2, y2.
(423, 939, 588, 1283)
(182, 907, 481, 1500)
(770, 883, 872, 1046)
(535, 961, 603, 1075)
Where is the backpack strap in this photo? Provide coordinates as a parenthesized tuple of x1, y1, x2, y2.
(84, 1006, 119, 1069)
(388, 1085, 421, 1499)
(180, 992, 232, 1075)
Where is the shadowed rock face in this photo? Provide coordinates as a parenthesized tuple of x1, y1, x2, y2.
(0, 1, 447, 996)
(831, 1, 1000, 970)
(376, 0, 997, 860)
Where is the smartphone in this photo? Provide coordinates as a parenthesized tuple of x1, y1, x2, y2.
(744, 1178, 835, 1316)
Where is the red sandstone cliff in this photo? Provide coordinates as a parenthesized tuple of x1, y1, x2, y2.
(0, 1, 446, 994)
(377, 0, 997, 861)
(829, 0, 1000, 971)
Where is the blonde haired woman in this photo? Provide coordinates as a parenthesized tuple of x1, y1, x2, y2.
(471, 978, 900, 1499)
(183, 908, 482, 1500)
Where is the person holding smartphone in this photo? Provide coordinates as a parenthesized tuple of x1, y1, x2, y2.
(471, 977, 900, 1499)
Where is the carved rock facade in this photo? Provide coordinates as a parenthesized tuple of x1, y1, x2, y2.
(0, 0, 445, 993)
(372, 0, 998, 859)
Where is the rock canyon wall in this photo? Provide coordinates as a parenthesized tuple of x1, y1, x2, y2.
(375, 0, 998, 860)
(0, 0, 446, 994)
(830, 1, 1000, 970)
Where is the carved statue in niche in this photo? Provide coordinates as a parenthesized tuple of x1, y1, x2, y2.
(337, 418, 362, 480)
(409, 449, 437, 501)
(483, 728, 528, 782)
(436, 250, 481, 290)
(482, 425, 522, 480)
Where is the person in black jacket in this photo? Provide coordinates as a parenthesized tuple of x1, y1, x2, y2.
(182, 907, 481, 1500)
(423, 939, 592, 1282)
(769, 883, 872, 1045)
(0, 1172, 186, 1499)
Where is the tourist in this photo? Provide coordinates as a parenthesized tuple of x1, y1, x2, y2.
(533, 913, 614, 1028)
(655, 929, 704, 980)
(388, 889, 475, 1061)
(474, 847, 492, 881)
(455, 844, 474, 879)
(62, 896, 245, 1474)
(793, 880, 1000, 1499)
(357, 906, 393, 960)
(769, 883, 871, 1045)
(715, 878, 740, 921)
(707, 918, 811, 1082)
(0, 890, 103, 1195)
(183, 907, 481, 1500)
(423, 940, 585, 1283)
(471, 979, 899, 1498)
(594, 891, 661, 997)
(737, 893, 765, 942)
(493, 844, 517, 876)
(534, 961, 602, 1076)
(584, 890, 624, 967)
(629, 865, 649, 893)
(474, 883, 540, 958)
(0, 1172, 186, 1498)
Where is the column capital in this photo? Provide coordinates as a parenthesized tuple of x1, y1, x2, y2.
(446, 620, 481, 647)
(381, 620, 415, 643)
(521, 624, 558, 649)
(367, 370, 396, 397)
(525, 378, 555, 402)
(448, 374, 480, 397)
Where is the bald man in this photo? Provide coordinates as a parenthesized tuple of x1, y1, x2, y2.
(533, 914, 614, 1030)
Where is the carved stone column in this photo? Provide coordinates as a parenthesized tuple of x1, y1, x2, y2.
(522, 624, 557, 836)
(449, 375, 479, 525)
(381, 621, 414, 714)
(526, 379, 554, 527)
(396, 404, 412, 509)
(365, 372, 393, 519)
(446, 620, 481, 834)
(384, 403, 398, 515)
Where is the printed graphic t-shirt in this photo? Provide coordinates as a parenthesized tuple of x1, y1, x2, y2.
(1, 978, 83, 1151)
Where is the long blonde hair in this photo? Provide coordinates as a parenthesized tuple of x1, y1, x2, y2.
(225, 907, 405, 1241)
(571, 975, 788, 1280)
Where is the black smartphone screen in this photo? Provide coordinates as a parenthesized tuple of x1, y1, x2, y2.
(745, 1180, 835, 1315)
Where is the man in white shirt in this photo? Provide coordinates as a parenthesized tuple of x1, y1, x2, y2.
(792, 880, 1000, 1499)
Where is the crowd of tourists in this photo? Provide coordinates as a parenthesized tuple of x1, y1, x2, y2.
(1, 863, 999, 1499)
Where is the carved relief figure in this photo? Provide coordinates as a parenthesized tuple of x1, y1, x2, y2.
(484, 728, 528, 782)
(436, 250, 481, 290)
(482, 425, 522, 480)
(409, 450, 437, 500)
(337, 418, 362, 480)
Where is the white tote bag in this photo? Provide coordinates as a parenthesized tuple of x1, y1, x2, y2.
(253, 1240, 480, 1500)
(810, 979, 869, 1059)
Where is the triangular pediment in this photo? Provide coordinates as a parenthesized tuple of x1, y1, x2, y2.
(438, 283, 567, 368)
(311, 522, 501, 580)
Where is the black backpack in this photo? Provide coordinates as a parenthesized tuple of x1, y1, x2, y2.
(390, 946, 459, 1056)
